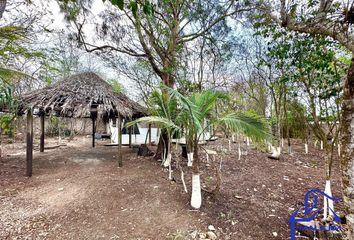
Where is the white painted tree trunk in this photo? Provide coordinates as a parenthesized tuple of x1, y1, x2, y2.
(288, 145, 292, 155)
(187, 152, 194, 167)
(238, 142, 241, 160)
(231, 134, 235, 142)
(338, 144, 341, 157)
(228, 139, 231, 151)
(320, 140, 323, 150)
(206, 153, 209, 163)
(323, 180, 334, 220)
(168, 163, 172, 180)
(163, 152, 172, 167)
(191, 173, 202, 209)
(246, 137, 250, 146)
(281, 138, 284, 148)
(305, 143, 308, 154)
(271, 146, 281, 159)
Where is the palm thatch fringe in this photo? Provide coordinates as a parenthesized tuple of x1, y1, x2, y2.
(18, 72, 146, 118)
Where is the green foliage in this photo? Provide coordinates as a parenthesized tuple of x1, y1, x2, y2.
(0, 85, 13, 110)
(111, 0, 124, 10)
(106, 0, 153, 15)
(177, 79, 202, 93)
(109, 79, 125, 93)
(58, 0, 83, 21)
(0, 26, 26, 41)
(0, 68, 28, 84)
(0, 113, 15, 137)
(283, 101, 308, 139)
(258, 22, 344, 127)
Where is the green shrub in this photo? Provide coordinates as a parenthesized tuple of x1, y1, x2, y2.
(0, 113, 15, 137)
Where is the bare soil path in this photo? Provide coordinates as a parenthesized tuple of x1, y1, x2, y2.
(0, 137, 344, 239)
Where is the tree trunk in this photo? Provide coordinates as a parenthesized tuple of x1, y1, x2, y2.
(163, 136, 172, 168)
(40, 114, 45, 152)
(324, 145, 334, 220)
(154, 82, 172, 161)
(92, 116, 96, 148)
(283, 92, 292, 154)
(0, 0, 6, 19)
(340, 57, 354, 238)
(117, 116, 123, 167)
(155, 130, 169, 161)
(191, 141, 201, 209)
(148, 123, 152, 145)
(26, 110, 33, 177)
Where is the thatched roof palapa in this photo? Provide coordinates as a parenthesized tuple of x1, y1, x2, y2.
(19, 72, 146, 119)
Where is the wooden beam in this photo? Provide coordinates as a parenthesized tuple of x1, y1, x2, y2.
(26, 110, 33, 177)
(92, 116, 96, 148)
(117, 115, 123, 167)
(40, 113, 45, 152)
(148, 123, 152, 145)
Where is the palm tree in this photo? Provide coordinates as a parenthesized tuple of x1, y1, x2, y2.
(170, 89, 269, 209)
(127, 87, 270, 209)
(127, 90, 182, 169)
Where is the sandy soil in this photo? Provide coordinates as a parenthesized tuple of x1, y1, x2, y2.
(0, 136, 345, 239)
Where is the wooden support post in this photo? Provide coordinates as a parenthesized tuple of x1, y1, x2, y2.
(128, 125, 132, 148)
(148, 123, 152, 145)
(40, 113, 45, 152)
(26, 110, 33, 177)
(92, 116, 96, 148)
(58, 117, 61, 145)
(133, 124, 137, 144)
(117, 115, 123, 167)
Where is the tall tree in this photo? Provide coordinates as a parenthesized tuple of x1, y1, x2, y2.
(59, 0, 243, 158)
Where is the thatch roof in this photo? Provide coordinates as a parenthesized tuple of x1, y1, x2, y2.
(18, 72, 147, 118)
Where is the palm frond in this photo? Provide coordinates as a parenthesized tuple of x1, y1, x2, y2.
(216, 112, 270, 142)
(125, 116, 181, 133)
(162, 86, 202, 131)
(0, 26, 26, 41)
(0, 67, 29, 85)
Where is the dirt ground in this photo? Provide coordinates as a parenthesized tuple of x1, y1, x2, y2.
(0, 136, 345, 240)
